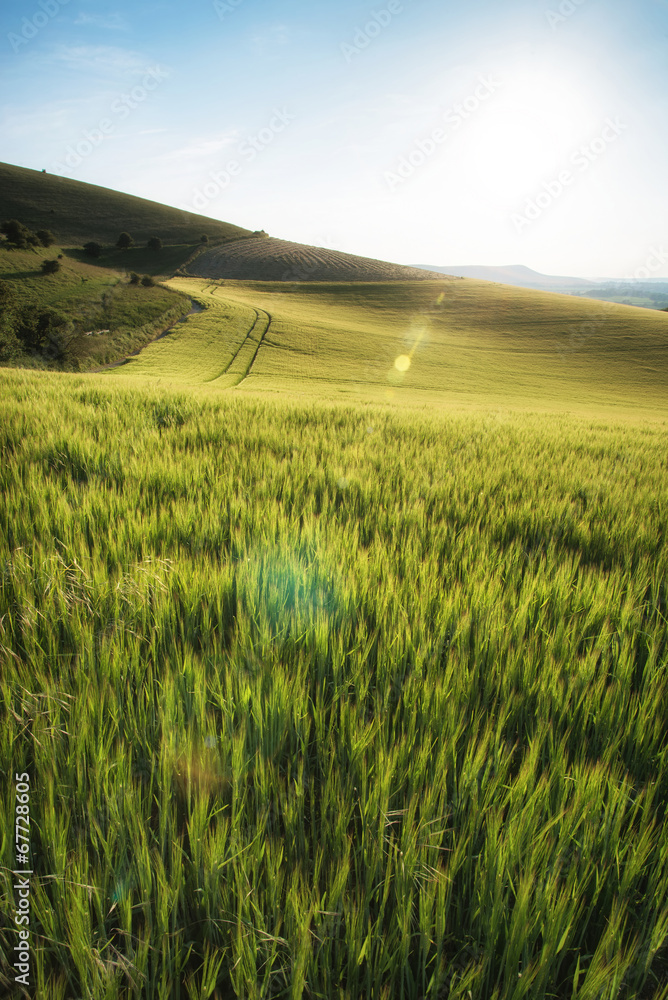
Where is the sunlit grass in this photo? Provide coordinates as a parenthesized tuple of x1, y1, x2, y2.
(1, 367, 667, 998)
(122, 276, 668, 415)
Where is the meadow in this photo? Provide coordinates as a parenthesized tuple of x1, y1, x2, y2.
(2, 163, 668, 999)
(101, 275, 668, 417)
(1, 361, 667, 999)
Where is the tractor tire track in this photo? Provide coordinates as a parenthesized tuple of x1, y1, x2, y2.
(236, 309, 271, 387)
(207, 307, 271, 386)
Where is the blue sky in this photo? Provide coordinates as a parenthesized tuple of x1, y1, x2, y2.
(1, 0, 667, 277)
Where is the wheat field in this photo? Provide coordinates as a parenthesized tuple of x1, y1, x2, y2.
(1, 357, 667, 998)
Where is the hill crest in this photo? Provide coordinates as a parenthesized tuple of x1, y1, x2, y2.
(0, 161, 253, 247)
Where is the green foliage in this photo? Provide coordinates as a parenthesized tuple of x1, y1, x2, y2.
(83, 241, 102, 258)
(147, 236, 162, 252)
(0, 376, 667, 999)
(0, 245, 190, 371)
(1, 219, 56, 249)
(41, 258, 61, 274)
(36, 228, 56, 247)
(116, 231, 134, 250)
(13, 304, 72, 355)
(2, 218, 33, 248)
(0, 279, 20, 362)
(0, 277, 15, 309)
(200, 234, 209, 243)
(141, 274, 156, 287)
(129, 272, 140, 285)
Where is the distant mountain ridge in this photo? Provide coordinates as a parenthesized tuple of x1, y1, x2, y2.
(412, 263, 599, 290)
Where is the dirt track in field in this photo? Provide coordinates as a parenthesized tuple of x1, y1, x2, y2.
(207, 307, 271, 387)
(183, 237, 454, 283)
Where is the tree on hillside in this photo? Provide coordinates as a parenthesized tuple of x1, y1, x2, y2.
(36, 229, 56, 247)
(83, 242, 102, 258)
(116, 232, 134, 250)
(147, 236, 162, 252)
(200, 234, 209, 243)
(15, 306, 69, 354)
(141, 274, 155, 287)
(41, 259, 61, 275)
(129, 272, 140, 285)
(2, 219, 32, 249)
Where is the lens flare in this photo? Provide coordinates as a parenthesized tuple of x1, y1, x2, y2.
(394, 354, 411, 372)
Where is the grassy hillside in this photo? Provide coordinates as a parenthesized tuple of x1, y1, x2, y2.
(0, 161, 254, 247)
(0, 244, 191, 370)
(184, 237, 451, 282)
(1, 371, 667, 999)
(98, 276, 668, 414)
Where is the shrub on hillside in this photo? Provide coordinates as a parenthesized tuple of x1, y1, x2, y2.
(200, 234, 209, 243)
(129, 272, 140, 285)
(1, 219, 33, 249)
(14, 305, 70, 353)
(83, 241, 103, 258)
(36, 229, 56, 247)
(116, 232, 134, 250)
(141, 275, 156, 287)
(41, 259, 61, 275)
(147, 236, 162, 252)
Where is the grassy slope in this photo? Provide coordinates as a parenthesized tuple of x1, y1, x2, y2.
(0, 245, 191, 369)
(0, 161, 253, 247)
(97, 275, 668, 415)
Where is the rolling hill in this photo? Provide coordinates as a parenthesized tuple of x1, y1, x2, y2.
(0, 161, 254, 247)
(100, 275, 668, 415)
(183, 236, 449, 283)
(2, 162, 667, 416)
